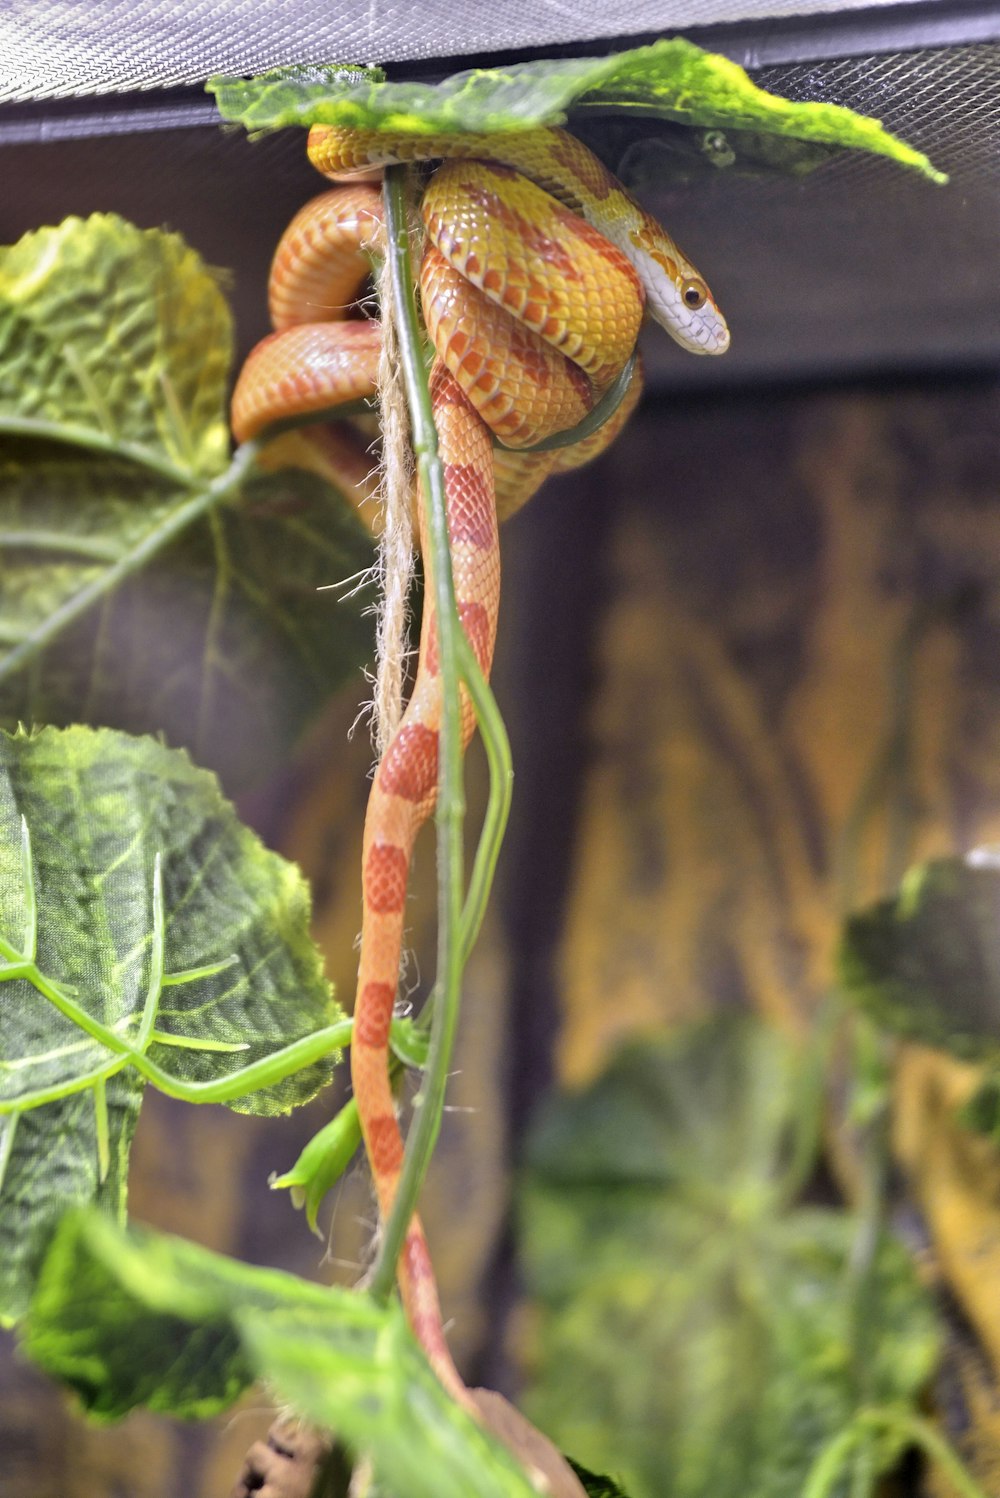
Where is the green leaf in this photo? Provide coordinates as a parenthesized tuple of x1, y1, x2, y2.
(959, 1070, 1000, 1139)
(0, 215, 231, 477)
(839, 851, 1000, 1059)
(0, 445, 375, 788)
(0, 1076, 139, 1330)
(0, 215, 375, 789)
(519, 1020, 939, 1498)
(25, 1211, 543, 1498)
(616, 125, 839, 190)
(525, 1014, 801, 1208)
(269, 1099, 364, 1236)
(0, 724, 341, 1321)
(209, 39, 945, 183)
(567, 1459, 632, 1498)
(270, 1021, 429, 1235)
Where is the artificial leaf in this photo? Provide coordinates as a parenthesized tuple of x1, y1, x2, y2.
(0, 1076, 139, 1330)
(519, 1020, 939, 1498)
(839, 851, 1000, 1059)
(269, 1099, 364, 1236)
(960, 1070, 1000, 1137)
(0, 216, 375, 789)
(0, 724, 341, 1320)
(525, 1013, 803, 1210)
(567, 1459, 632, 1497)
(25, 1211, 543, 1498)
(209, 39, 944, 184)
(614, 124, 838, 192)
(0, 215, 230, 476)
(0, 445, 375, 788)
(270, 1018, 430, 1234)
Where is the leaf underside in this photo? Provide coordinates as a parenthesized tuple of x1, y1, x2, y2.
(0, 214, 375, 790)
(0, 1076, 140, 1332)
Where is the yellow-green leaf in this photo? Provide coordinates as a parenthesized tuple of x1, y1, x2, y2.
(209, 40, 945, 183)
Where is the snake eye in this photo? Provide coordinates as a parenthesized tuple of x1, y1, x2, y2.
(681, 277, 708, 310)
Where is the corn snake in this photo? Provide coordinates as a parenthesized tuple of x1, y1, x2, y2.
(231, 124, 728, 1409)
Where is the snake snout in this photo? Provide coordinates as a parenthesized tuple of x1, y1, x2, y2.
(699, 312, 732, 355)
(645, 273, 731, 355)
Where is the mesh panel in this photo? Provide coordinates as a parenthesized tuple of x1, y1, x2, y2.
(0, 0, 944, 101)
(752, 44, 1000, 190)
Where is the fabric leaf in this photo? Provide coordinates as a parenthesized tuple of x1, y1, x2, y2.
(839, 851, 1000, 1059)
(209, 40, 944, 183)
(0, 215, 374, 789)
(25, 1211, 543, 1498)
(0, 724, 340, 1321)
(519, 1020, 939, 1498)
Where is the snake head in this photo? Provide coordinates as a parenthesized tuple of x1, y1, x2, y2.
(628, 225, 731, 355)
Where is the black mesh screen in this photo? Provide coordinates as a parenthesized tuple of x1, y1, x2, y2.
(0, 0, 936, 100)
(753, 43, 1000, 191)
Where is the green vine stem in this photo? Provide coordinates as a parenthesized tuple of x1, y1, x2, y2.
(367, 163, 462, 1303)
(456, 631, 513, 964)
(802, 1408, 990, 1498)
(367, 164, 513, 1303)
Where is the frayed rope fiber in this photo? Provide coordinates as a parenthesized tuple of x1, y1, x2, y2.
(371, 184, 420, 759)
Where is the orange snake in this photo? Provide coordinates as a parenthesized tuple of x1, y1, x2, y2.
(231, 124, 728, 1405)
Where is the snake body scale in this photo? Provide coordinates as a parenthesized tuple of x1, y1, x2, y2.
(232, 122, 728, 1412)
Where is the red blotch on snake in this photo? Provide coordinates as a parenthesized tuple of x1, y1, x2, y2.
(379, 723, 440, 803)
(354, 984, 396, 1049)
(425, 600, 492, 677)
(445, 463, 495, 549)
(364, 843, 409, 914)
(367, 1114, 404, 1176)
